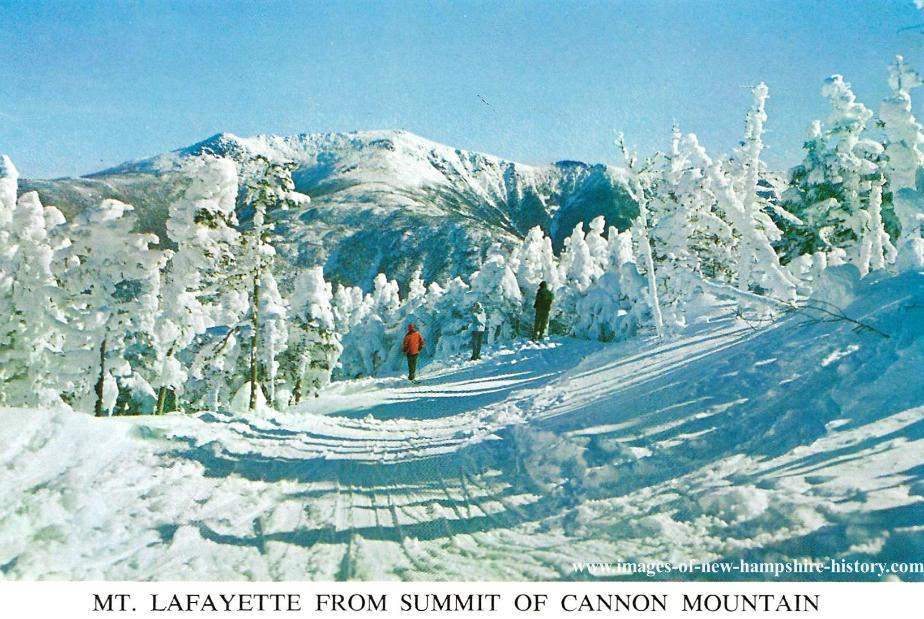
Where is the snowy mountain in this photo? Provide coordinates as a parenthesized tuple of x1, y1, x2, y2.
(3, 269, 921, 580)
(21, 131, 639, 290)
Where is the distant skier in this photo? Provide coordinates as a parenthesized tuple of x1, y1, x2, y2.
(402, 323, 425, 381)
(532, 281, 554, 340)
(470, 302, 487, 360)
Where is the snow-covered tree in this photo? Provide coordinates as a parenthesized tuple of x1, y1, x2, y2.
(607, 227, 651, 328)
(881, 55, 924, 268)
(782, 75, 891, 275)
(237, 155, 308, 410)
(258, 270, 288, 406)
(0, 158, 68, 407)
(284, 267, 342, 403)
(881, 55, 924, 190)
(573, 228, 650, 341)
(185, 288, 249, 411)
(406, 266, 427, 304)
(337, 273, 401, 377)
(392, 266, 434, 352)
(555, 222, 605, 330)
(584, 216, 609, 274)
(617, 134, 664, 338)
(724, 83, 797, 300)
(861, 177, 896, 273)
(678, 134, 737, 282)
(0, 154, 15, 223)
(645, 128, 737, 322)
(332, 283, 368, 335)
(57, 199, 166, 416)
(151, 156, 241, 414)
(561, 222, 599, 293)
(370, 272, 402, 316)
(514, 226, 560, 334)
(469, 245, 523, 343)
(425, 277, 471, 359)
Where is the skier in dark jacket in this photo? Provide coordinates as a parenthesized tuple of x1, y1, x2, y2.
(470, 302, 487, 360)
(532, 281, 553, 340)
(402, 323, 425, 381)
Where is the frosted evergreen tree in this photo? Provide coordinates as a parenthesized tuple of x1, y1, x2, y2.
(332, 284, 369, 335)
(151, 156, 241, 414)
(258, 269, 288, 406)
(561, 222, 598, 292)
(820, 76, 890, 275)
(709, 159, 796, 303)
(184, 285, 249, 411)
(505, 244, 522, 285)
(881, 55, 924, 189)
(57, 199, 166, 416)
(584, 216, 609, 273)
(555, 222, 601, 329)
(0, 159, 68, 407)
(539, 235, 561, 292)
(0, 154, 15, 224)
(881, 55, 924, 268)
(338, 273, 401, 377)
(782, 75, 890, 275)
(548, 222, 602, 331)
(862, 177, 896, 272)
(607, 227, 651, 330)
(427, 277, 471, 359)
(647, 128, 693, 271)
(469, 245, 523, 342)
(391, 266, 431, 354)
(617, 134, 664, 338)
(646, 128, 736, 320)
(0, 156, 18, 343)
(329, 282, 373, 379)
(236, 155, 308, 410)
(514, 226, 560, 335)
(678, 133, 736, 282)
(370, 272, 402, 316)
(370, 272, 408, 372)
(285, 267, 342, 404)
(406, 266, 427, 304)
(574, 228, 649, 341)
(0, 156, 21, 398)
(726, 83, 797, 300)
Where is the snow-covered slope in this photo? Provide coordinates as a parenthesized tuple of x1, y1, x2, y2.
(20, 131, 638, 290)
(2, 270, 922, 581)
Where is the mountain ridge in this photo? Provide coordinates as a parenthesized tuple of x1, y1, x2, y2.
(20, 130, 639, 290)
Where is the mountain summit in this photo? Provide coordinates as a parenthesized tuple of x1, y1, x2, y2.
(22, 130, 638, 289)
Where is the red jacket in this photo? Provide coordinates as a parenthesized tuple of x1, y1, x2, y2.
(402, 324, 424, 355)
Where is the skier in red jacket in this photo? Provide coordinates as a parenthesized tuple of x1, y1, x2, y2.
(402, 323, 425, 381)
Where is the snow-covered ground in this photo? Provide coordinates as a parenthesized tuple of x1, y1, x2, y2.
(2, 271, 923, 581)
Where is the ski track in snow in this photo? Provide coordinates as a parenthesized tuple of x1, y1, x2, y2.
(3, 272, 924, 581)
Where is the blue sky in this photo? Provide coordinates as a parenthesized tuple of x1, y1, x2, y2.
(1, 0, 922, 178)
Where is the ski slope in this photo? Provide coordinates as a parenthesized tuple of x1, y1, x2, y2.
(2, 271, 923, 581)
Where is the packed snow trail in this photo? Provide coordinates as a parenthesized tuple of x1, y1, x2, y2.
(2, 271, 924, 580)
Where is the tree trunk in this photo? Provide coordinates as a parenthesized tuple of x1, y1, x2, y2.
(156, 345, 177, 415)
(293, 375, 302, 405)
(634, 196, 664, 339)
(249, 270, 260, 411)
(94, 337, 107, 417)
(156, 386, 168, 416)
(292, 347, 307, 405)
